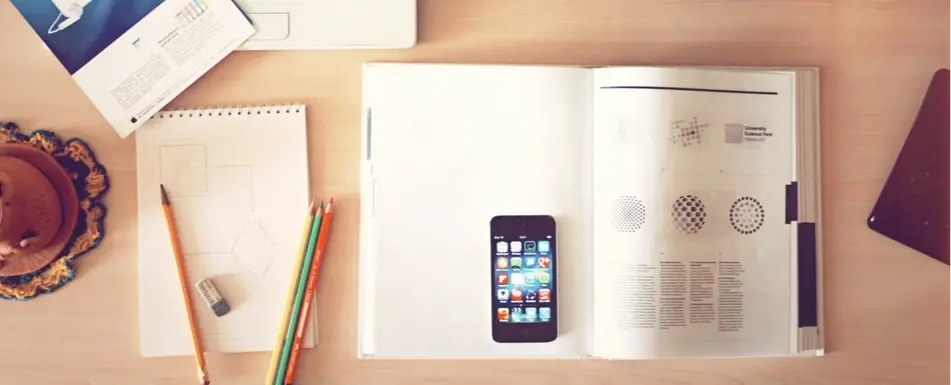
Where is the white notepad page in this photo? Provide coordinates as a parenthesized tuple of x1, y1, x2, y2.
(136, 105, 315, 357)
(359, 64, 595, 358)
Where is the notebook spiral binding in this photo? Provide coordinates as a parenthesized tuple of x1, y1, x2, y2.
(151, 103, 305, 119)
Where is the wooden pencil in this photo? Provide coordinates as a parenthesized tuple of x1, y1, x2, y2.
(160, 184, 210, 385)
(265, 200, 319, 385)
(273, 201, 324, 385)
(284, 198, 336, 385)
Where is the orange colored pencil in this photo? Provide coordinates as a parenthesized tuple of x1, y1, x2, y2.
(283, 198, 336, 385)
(161, 185, 210, 385)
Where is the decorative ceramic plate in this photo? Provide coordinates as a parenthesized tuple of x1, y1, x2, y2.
(0, 143, 80, 277)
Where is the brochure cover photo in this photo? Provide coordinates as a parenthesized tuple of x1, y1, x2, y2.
(12, 0, 166, 74)
(10, 0, 255, 138)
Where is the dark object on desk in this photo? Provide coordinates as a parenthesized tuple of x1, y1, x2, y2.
(0, 143, 79, 277)
(196, 278, 232, 317)
(868, 69, 950, 265)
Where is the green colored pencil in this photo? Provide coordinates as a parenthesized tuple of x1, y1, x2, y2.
(264, 200, 318, 385)
(273, 201, 324, 385)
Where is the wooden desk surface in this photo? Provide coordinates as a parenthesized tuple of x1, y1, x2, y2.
(0, 1, 948, 384)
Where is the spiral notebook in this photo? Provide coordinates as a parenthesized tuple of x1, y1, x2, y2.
(358, 63, 822, 359)
(135, 105, 316, 357)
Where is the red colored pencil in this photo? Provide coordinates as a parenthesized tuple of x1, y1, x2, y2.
(283, 198, 335, 385)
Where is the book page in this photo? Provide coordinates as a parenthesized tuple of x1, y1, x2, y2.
(591, 67, 798, 358)
(359, 63, 594, 358)
(9, 0, 254, 138)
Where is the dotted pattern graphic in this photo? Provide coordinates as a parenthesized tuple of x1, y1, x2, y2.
(670, 117, 709, 147)
(612, 196, 647, 233)
(730, 196, 765, 234)
(671, 195, 706, 234)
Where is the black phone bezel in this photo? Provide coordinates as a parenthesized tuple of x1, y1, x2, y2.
(490, 215, 558, 343)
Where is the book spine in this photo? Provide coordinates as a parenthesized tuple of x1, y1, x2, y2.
(793, 69, 822, 354)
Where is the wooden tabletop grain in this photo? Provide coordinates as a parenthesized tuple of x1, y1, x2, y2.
(0, 1, 948, 384)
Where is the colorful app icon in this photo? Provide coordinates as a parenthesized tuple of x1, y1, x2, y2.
(511, 307, 524, 322)
(496, 241, 508, 253)
(525, 257, 536, 267)
(497, 273, 509, 285)
(538, 272, 550, 284)
(510, 257, 522, 269)
(497, 308, 510, 321)
(496, 257, 509, 269)
(539, 288, 551, 302)
(511, 288, 524, 302)
(539, 307, 551, 320)
(525, 307, 538, 320)
(538, 257, 551, 269)
(538, 240, 550, 253)
(525, 273, 536, 284)
(510, 241, 522, 253)
(497, 289, 509, 301)
(511, 273, 524, 285)
(524, 241, 536, 253)
(524, 289, 537, 301)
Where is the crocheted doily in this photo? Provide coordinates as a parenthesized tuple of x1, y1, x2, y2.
(0, 122, 108, 300)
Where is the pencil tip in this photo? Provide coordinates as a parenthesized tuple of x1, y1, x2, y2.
(160, 184, 169, 205)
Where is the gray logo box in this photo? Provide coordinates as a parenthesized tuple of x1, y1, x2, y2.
(724, 123, 744, 143)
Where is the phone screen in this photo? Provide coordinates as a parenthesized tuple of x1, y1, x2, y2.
(491, 215, 557, 342)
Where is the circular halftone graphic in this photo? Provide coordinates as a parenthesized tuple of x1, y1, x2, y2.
(612, 196, 646, 233)
(730, 196, 765, 234)
(671, 195, 706, 234)
(670, 117, 709, 148)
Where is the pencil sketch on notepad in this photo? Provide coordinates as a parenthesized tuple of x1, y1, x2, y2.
(160, 145, 209, 195)
(161, 150, 273, 276)
(136, 106, 313, 357)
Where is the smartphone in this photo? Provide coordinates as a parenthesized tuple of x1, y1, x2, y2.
(490, 215, 557, 343)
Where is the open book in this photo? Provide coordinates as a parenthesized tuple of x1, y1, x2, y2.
(358, 63, 822, 359)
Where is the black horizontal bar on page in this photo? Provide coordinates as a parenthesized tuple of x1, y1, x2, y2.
(600, 85, 778, 95)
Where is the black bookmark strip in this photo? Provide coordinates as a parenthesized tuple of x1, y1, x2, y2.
(600, 85, 778, 95)
(785, 182, 798, 224)
(798, 223, 818, 328)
